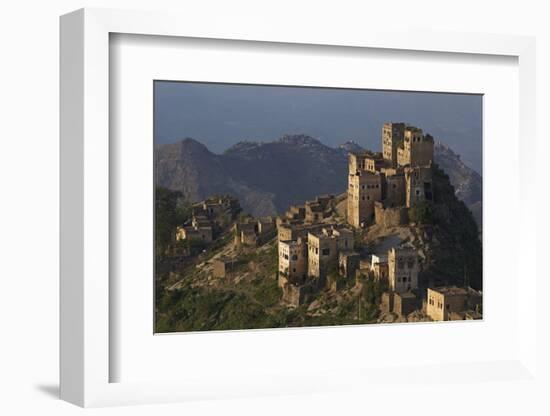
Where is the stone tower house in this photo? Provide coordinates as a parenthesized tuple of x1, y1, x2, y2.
(347, 159, 382, 228)
(388, 247, 419, 293)
(397, 127, 434, 167)
(404, 166, 433, 207)
(382, 122, 405, 167)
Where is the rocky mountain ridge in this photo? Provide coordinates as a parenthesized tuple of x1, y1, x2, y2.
(155, 135, 482, 226)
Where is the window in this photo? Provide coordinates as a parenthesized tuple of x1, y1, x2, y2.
(322, 248, 330, 256)
(291, 255, 298, 260)
(416, 190, 420, 196)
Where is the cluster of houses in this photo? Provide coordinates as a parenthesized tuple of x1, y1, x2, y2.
(348, 122, 434, 229)
(175, 195, 241, 245)
(275, 193, 354, 304)
(232, 216, 276, 247)
(276, 122, 482, 321)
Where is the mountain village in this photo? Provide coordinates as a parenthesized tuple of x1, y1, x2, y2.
(168, 122, 482, 325)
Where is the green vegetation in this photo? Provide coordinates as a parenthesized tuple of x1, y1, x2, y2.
(155, 186, 191, 257)
(409, 200, 433, 224)
(155, 286, 281, 332)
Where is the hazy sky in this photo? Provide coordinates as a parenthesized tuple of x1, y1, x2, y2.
(154, 81, 483, 174)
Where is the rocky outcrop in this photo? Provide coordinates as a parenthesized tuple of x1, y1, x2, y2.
(434, 141, 482, 229)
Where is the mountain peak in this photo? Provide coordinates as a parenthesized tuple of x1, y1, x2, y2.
(277, 134, 322, 147)
(179, 137, 207, 147)
(338, 140, 365, 154)
(173, 137, 213, 154)
(225, 140, 262, 154)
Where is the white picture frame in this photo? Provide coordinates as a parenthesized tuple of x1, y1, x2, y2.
(60, 7, 538, 408)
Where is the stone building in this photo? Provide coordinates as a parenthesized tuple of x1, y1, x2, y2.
(277, 221, 325, 243)
(240, 228, 258, 246)
(305, 201, 324, 223)
(283, 195, 335, 224)
(175, 224, 213, 243)
(304, 195, 335, 223)
(397, 127, 434, 167)
(192, 215, 211, 228)
(346, 122, 434, 229)
(347, 168, 383, 228)
(307, 226, 354, 285)
(426, 286, 482, 321)
(374, 202, 409, 228)
(370, 253, 389, 281)
(316, 194, 335, 207)
(192, 195, 241, 220)
(382, 122, 406, 167)
(257, 217, 275, 235)
(404, 166, 433, 207)
(307, 231, 338, 284)
(382, 169, 406, 207)
(348, 152, 368, 174)
(333, 227, 354, 251)
(381, 291, 418, 316)
(278, 238, 307, 284)
(388, 247, 419, 293)
(212, 256, 237, 278)
(338, 251, 360, 279)
(233, 216, 275, 246)
(364, 156, 386, 173)
(277, 223, 297, 242)
(285, 205, 306, 221)
(233, 221, 255, 245)
(256, 216, 276, 244)
(393, 292, 418, 316)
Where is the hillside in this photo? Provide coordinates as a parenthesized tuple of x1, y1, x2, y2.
(434, 142, 482, 228)
(357, 164, 482, 291)
(155, 160, 482, 332)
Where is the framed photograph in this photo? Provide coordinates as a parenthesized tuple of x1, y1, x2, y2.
(60, 8, 538, 408)
(152, 81, 483, 333)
